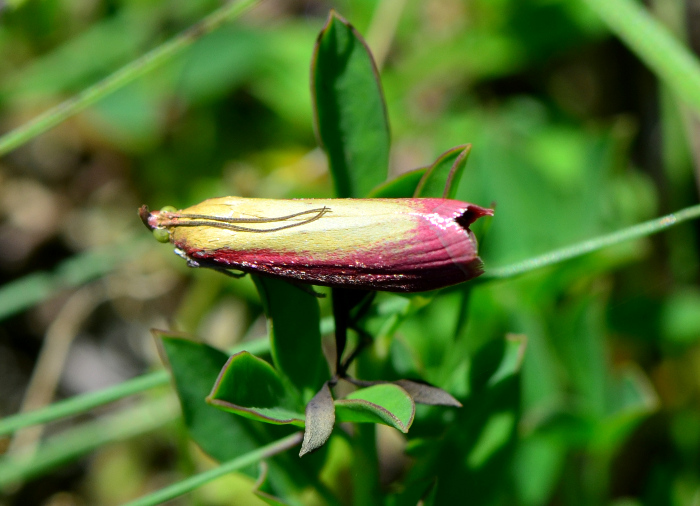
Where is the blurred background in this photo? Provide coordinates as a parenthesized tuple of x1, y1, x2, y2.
(1, 0, 699, 504)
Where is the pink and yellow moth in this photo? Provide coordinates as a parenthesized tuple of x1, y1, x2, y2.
(139, 197, 493, 292)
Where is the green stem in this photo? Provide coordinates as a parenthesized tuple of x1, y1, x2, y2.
(0, 337, 270, 436)
(123, 432, 303, 506)
(352, 424, 380, 506)
(0, 371, 167, 437)
(482, 203, 700, 280)
(581, 0, 700, 115)
(0, 0, 259, 156)
(0, 396, 179, 489)
(0, 238, 147, 323)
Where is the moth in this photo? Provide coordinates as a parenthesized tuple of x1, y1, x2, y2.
(139, 197, 493, 292)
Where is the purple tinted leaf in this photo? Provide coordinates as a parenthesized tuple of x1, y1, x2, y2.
(395, 379, 462, 407)
(299, 382, 335, 457)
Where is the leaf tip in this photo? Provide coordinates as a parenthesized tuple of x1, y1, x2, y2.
(299, 382, 335, 457)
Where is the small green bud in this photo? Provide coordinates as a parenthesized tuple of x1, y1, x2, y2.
(153, 228, 170, 243)
(160, 205, 178, 213)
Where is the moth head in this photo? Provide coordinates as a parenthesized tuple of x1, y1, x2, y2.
(139, 205, 178, 243)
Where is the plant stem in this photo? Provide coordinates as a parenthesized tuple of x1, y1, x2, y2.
(0, 0, 259, 156)
(0, 372, 168, 438)
(0, 337, 269, 436)
(0, 396, 179, 489)
(482, 203, 700, 280)
(0, 238, 147, 323)
(123, 432, 303, 506)
(582, 0, 700, 115)
(352, 424, 381, 506)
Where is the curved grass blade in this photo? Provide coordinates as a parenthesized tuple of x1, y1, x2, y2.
(123, 433, 303, 506)
(0, 0, 260, 156)
(0, 337, 269, 437)
(582, 0, 700, 116)
(0, 397, 178, 490)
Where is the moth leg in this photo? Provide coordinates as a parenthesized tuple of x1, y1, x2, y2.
(349, 291, 377, 323)
(220, 269, 247, 279)
(338, 326, 373, 377)
(203, 265, 247, 279)
(331, 289, 375, 381)
(292, 282, 326, 298)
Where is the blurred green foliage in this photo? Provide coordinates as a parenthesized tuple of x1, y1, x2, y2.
(1, 0, 700, 505)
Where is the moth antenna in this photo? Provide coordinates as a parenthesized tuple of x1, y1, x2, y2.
(163, 207, 330, 233)
(175, 207, 330, 224)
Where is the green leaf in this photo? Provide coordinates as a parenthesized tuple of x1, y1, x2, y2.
(311, 10, 390, 198)
(490, 333, 528, 385)
(414, 144, 471, 198)
(252, 276, 324, 399)
(335, 384, 415, 433)
(368, 168, 427, 198)
(156, 332, 260, 462)
(466, 411, 517, 468)
(207, 351, 305, 426)
(661, 287, 700, 345)
(299, 382, 336, 457)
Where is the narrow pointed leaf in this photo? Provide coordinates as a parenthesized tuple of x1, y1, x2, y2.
(414, 144, 472, 199)
(418, 480, 438, 506)
(253, 462, 291, 506)
(368, 168, 427, 198)
(335, 384, 415, 433)
(312, 10, 390, 197)
(253, 276, 323, 398)
(299, 382, 335, 457)
(207, 351, 305, 426)
(155, 332, 260, 462)
(394, 380, 462, 407)
(469, 338, 507, 391)
(489, 333, 528, 385)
